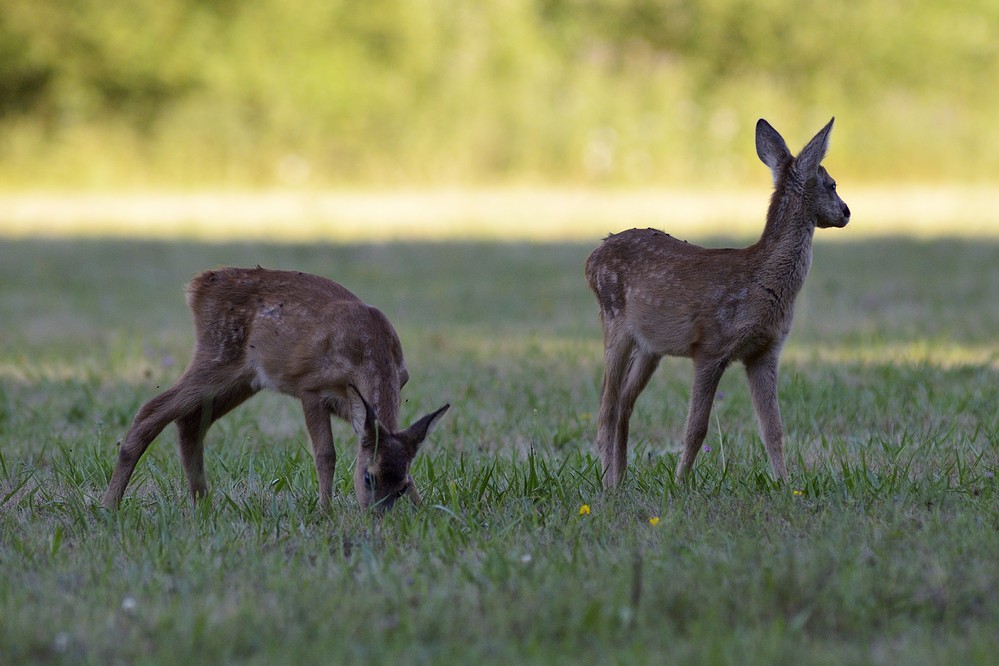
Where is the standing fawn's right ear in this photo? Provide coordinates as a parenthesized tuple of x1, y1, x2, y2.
(756, 119, 792, 183)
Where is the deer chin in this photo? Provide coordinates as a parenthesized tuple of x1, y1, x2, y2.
(818, 217, 850, 229)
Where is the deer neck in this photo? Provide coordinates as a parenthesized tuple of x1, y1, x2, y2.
(752, 188, 816, 303)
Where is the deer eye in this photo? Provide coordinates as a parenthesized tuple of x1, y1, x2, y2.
(828, 182, 837, 191)
(363, 470, 374, 490)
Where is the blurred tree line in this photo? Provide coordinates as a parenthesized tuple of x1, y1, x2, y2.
(0, 0, 996, 188)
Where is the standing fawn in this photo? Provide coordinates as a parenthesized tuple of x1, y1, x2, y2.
(102, 267, 449, 511)
(585, 118, 850, 488)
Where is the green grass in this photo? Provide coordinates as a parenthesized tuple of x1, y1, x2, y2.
(1, 236, 998, 664)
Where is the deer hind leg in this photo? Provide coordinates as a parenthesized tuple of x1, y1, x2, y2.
(611, 346, 661, 486)
(745, 352, 788, 482)
(301, 394, 336, 508)
(175, 383, 255, 502)
(103, 384, 198, 507)
(596, 331, 633, 488)
(102, 364, 239, 508)
(596, 327, 661, 488)
(675, 359, 727, 482)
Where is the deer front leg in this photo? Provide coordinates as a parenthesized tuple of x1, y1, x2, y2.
(301, 394, 336, 508)
(745, 352, 788, 482)
(675, 360, 727, 482)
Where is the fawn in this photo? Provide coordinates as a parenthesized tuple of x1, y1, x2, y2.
(102, 267, 449, 511)
(585, 118, 850, 487)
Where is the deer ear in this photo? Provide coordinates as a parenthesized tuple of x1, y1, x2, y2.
(399, 403, 450, 455)
(796, 117, 834, 177)
(347, 384, 377, 437)
(756, 118, 792, 183)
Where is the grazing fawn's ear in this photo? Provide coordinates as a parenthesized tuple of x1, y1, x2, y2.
(756, 118, 792, 183)
(795, 117, 834, 178)
(347, 384, 379, 440)
(398, 403, 450, 456)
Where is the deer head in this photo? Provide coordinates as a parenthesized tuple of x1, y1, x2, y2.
(349, 385, 449, 511)
(756, 117, 851, 229)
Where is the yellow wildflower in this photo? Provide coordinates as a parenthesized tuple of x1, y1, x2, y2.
(578, 504, 591, 516)
(648, 516, 661, 526)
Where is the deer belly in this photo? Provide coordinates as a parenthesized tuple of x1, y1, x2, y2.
(631, 313, 696, 357)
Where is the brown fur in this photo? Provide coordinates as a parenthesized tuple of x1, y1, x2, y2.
(585, 118, 850, 487)
(102, 267, 448, 511)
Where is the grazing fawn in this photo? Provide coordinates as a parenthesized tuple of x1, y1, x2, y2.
(585, 118, 850, 487)
(102, 267, 449, 511)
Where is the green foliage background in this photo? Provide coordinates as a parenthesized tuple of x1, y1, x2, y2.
(1, 0, 997, 188)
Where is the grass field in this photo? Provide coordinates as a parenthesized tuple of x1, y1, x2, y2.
(1, 224, 998, 662)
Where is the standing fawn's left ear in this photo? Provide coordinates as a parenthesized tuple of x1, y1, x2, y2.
(399, 403, 450, 456)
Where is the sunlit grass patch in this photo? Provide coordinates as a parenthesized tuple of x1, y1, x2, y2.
(2, 186, 998, 242)
(785, 340, 999, 370)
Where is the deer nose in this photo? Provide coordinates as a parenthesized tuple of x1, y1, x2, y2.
(841, 203, 851, 218)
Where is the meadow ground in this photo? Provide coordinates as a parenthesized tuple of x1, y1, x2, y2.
(1, 195, 998, 663)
